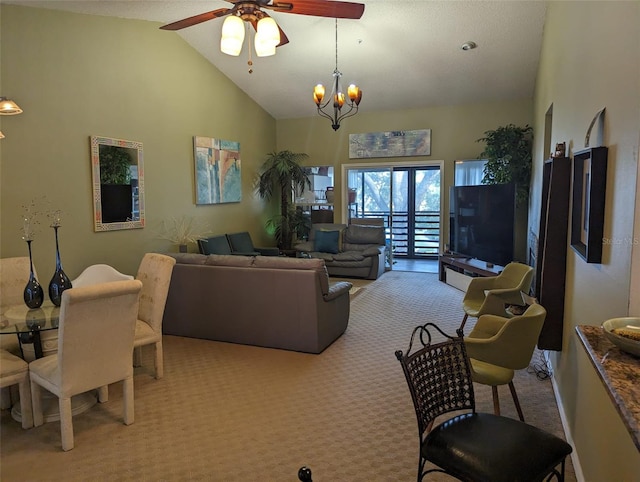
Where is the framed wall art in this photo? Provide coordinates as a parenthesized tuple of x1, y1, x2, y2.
(194, 136, 241, 205)
(349, 129, 431, 159)
(570, 146, 608, 263)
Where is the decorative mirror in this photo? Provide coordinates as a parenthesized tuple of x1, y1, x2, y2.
(90, 136, 144, 231)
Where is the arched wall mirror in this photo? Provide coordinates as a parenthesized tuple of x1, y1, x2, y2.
(90, 135, 144, 231)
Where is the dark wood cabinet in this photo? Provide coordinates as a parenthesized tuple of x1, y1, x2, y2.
(536, 157, 571, 350)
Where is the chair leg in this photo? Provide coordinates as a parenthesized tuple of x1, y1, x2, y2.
(508, 381, 525, 422)
(59, 397, 74, 451)
(30, 379, 44, 427)
(0, 386, 12, 410)
(133, 346, 143, 367)
(492, 386, 501, 416)
(18, 375, 33, 429)
(123, 377, 134, 425)
(154, 341, 163, 379)
(459, 313, 469, 332)
(98, 385, 109, 403)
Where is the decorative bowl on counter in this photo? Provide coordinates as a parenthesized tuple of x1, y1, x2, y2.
(602, 317, 640, 357)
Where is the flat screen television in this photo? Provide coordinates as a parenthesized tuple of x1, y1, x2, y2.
(449, 183, 515, 267)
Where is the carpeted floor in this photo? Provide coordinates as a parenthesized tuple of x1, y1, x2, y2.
(0, 271, 575, 481)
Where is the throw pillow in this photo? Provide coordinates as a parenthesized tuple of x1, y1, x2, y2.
(314, 230, 340, 254)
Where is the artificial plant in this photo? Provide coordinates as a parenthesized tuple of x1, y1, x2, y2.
(257, 150, 311, 250)
(99, 145, 132, 184)
(477, 124, 533, 205)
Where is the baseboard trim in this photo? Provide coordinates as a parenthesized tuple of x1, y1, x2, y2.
(544, 350, 586, 482)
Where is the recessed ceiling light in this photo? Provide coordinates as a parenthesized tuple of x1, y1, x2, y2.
(461, 41, 477, 51)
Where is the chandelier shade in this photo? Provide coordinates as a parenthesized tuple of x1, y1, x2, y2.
(0, 97, 23, 115)
(312, 20, 361, 131)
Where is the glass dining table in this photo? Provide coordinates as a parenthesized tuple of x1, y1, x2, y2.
(0, 302, 60, 360)
(1, 302, 97, 423)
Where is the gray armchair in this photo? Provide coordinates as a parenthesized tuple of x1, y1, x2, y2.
(226, 232, 280, 256)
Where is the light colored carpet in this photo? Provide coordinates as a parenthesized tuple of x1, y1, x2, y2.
(0, 271, 575, 481)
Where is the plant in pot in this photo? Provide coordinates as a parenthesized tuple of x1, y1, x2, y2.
(99, 145, 133, 222)
(477, 124, 533, 205)
(257, 150, 311, 251)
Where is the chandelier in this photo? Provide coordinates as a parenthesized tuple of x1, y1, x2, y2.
(313, 19, 362, 131)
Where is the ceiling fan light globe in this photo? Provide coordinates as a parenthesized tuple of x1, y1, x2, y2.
(220, 15, 245, 55)
(256, 17, 280, 45)
(255, 39, 276, 57)
(221, 37, 243, 56)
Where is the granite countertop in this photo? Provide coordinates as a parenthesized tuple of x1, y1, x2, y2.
(576, 325, 640, 451)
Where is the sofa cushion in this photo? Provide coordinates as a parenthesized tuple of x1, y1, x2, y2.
(205, 254, 254, 267)
(314, 229, 340, 254)
(171, 253, 208, 265)
(253, 256, 329, 295)
(309, 223, 347, 241)
(345, 224, 385, 245)
(333, 251, 365, 262)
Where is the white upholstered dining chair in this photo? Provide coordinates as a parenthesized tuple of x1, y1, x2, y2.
(1, 257, 35, 410)
(71, 263, 133, 287)
(0, 349, 33, 429)
(0, 257, 34, 355)
(133, 253, 176, 379)
(29, 279, 142, 451)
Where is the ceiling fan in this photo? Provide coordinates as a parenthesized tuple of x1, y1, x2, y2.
(160, 0, 365, 50)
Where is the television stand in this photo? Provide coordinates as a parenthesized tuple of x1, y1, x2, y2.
(438, 254, 504, 283)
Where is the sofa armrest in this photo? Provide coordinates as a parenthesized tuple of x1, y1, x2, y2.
(361, 246, 384, 257)
(323, 281, 352, 301)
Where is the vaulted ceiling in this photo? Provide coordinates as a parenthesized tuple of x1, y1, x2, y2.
(6, 1, 547, 119)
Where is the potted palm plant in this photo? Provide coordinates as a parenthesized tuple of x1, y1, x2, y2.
(257, 150, 311, 251)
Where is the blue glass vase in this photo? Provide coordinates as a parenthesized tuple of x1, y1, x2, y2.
(48, 226, 72, 307)
(23, 239, 44, 309)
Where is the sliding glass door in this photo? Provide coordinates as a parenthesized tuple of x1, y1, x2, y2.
(345, 163, 441, 260)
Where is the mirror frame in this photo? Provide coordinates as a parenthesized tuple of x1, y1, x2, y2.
(90, 135, 145, 232)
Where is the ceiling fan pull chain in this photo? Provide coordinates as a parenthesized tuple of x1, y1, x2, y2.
(247, 22, 254, 74)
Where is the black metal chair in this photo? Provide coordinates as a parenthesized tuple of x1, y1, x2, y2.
(395, 323, 572, 482)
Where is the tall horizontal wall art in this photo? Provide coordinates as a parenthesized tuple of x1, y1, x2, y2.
(349, 129, 431, 159)
(194, 136, 241, 205)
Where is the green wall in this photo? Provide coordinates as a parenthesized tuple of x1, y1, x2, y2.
(532, 2, 640, 479)
(0, 5, 277, 277)
(276, 100, 533, 259)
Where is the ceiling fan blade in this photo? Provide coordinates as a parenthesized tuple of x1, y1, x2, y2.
(267, 0, 365, 19)
(159, 8, 232, 31)
(277, 26, 290, 47)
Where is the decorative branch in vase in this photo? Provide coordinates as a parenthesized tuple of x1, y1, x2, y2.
(21, 200, 44, 309)
(47, 209, 72, 307)
(158, 216, 211, 253)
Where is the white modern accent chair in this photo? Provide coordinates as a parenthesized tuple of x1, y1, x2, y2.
(0, 349, 33, 429)
(133, 253, 176, 379)
(71, 264, 133, 287)
(29, 280, 142, 451)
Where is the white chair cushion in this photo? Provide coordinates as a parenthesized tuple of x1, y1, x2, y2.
(0, 349, 28, 377)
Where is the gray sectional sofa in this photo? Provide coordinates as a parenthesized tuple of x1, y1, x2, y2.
(162, 253, 352, 354)
(294, 223, 386, 280)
